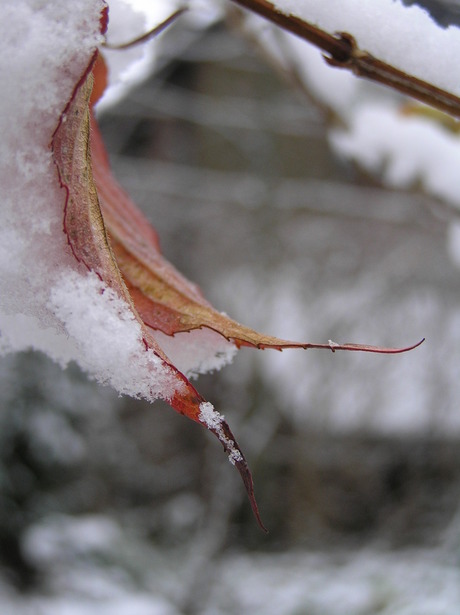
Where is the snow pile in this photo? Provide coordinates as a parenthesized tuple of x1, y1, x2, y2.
(0, 0, 233, 402)
(0, 0, 107, 360)
(49, 271, 183, 399)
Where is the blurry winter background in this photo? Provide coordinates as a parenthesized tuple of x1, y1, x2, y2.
(3, 0, 460, 613)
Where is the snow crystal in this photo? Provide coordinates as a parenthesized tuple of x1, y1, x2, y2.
(198, 402, 243, 465)
(199, 400, 224, 430)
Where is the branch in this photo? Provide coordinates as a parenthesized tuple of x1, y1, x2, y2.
(103, 8, 187, 50)
(230, 0, 460, 120)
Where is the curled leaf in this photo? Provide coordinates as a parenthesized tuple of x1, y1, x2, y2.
(52, 51, 267, 530)
(51, 44, 424, 531)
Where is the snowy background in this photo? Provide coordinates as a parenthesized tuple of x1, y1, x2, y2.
(3, 0, 460, 613)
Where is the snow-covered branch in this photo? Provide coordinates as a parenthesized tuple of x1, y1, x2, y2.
(231, 0, 460, 118)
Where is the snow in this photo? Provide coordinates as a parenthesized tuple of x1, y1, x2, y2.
(331, 105, 460, 207)
(2, 0, 460, 445)
(205, 549, 460, 615)
(3, 0, 460, 409)
(22, 515, 123, 566)
(98, 0, 224, 111)
(0, 0, 238, 404)
(1, 7, 460, 614)
(151, 327, 238, 379)
(49, 271, 183, 399)
(271, 0, 460, 96)
(4, 7, 460, 615)
(328, 101, 460, 269)
(199, 401, 243, 464)
(0, 0, 111, 373)
(5, 512, 460, 615)
(97, 0, 160, 111)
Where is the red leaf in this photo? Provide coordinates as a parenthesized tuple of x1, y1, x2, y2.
(51, 52, 267, 531)
(51, 44, 423, 531)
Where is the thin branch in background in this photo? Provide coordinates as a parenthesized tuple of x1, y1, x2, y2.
(230, 0, 460, 120)
(103, 7, 187, 49)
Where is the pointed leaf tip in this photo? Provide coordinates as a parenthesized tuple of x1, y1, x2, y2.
(304, 337, 425, 354)
(198, 402, 268, 533)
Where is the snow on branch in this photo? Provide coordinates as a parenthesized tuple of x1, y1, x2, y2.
(230, 0, 460, 118)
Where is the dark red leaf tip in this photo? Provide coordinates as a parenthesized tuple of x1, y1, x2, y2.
(198, 401, 268, 533)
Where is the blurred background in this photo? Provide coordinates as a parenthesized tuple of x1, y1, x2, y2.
(2, 3, 460, 613)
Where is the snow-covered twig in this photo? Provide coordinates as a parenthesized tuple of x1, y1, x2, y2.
(230, 0, 460, 119)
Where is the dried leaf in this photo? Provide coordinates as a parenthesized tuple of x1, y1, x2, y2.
(51, 46, 423, 531)
(52, 52, 266, 531)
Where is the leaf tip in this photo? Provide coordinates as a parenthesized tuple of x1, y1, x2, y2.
(198, 401, 268, 533)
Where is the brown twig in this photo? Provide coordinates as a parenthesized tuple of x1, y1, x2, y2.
(103, 7, 187, 50)
(230, 0, 460, 120)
